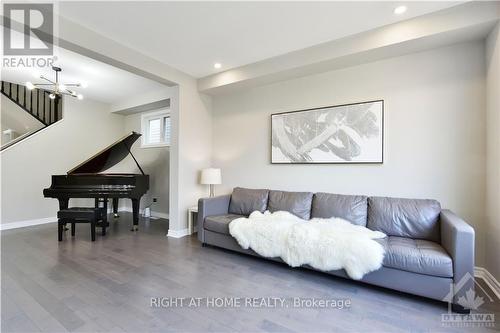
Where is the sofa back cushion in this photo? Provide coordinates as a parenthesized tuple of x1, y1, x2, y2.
(311, 193, 368, 226)
(367, 196, 441, 242)
(268, 190, 313, 220)
(229, 187, 269, 216)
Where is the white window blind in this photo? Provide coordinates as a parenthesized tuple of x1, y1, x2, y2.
(163, 116, 171, 145)
(148, 118, 161, 143)
(141, 109, 171, 147)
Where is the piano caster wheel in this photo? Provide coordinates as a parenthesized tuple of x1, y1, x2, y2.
(130, 225, 138, 232)
(113, 213, 119, 218)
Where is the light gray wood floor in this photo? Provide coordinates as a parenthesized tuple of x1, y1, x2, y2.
(2, 213, 499, 333)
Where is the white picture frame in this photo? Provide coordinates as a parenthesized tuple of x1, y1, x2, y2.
(271, 100, 384, 164)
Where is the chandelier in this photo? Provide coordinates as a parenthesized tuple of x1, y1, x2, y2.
(26, 66, 85, 100)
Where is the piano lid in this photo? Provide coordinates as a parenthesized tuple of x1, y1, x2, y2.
(68, 132, 145, 175)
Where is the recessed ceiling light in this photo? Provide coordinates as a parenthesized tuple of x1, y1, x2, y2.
(394, 5, 407, 15)
(214, 63, 222, 69)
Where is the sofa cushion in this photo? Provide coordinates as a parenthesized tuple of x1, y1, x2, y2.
(229, 187, 269, 216)
(268, 190, 313, 220)
(377, 236, 453, 278)
(311, 193, 368, 226)
(368, 197, 441, 242)
(204, 214, 244, 235)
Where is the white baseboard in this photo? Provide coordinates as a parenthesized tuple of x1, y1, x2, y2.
(0, 208, 168, 231)
(475, 266, 500, 300)
(119, 207, 169, 219)
(1, 217, 56, 231)
(151, 211, 169, 219)
(167, 228, 190, 238)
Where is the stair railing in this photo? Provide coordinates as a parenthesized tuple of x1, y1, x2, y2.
(1, 81, 62, 126)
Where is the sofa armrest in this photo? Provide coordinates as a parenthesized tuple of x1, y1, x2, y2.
(197, 194, 231, 243)
(440, 209, 475, 305)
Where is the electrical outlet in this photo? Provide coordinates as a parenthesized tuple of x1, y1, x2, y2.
(153, 198, 158, 203)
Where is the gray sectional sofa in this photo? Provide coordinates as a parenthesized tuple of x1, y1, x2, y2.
(197, 187, 475, 313)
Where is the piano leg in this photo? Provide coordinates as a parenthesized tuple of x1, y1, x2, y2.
(58, 198, 69, 231)
(58, 198, 69, 210)
(103, 199, 108, 224)
(113, 198, 119, 218)
(131, 198, 139, 231)
(94, 198, 110, 228)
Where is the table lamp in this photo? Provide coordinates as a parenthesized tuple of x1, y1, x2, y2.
(200, 168, 221, 197)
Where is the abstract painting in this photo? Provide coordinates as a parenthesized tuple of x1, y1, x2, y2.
(271, 100, 383, 164)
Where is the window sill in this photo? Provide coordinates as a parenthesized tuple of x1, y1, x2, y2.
(141, 143, 170, 149)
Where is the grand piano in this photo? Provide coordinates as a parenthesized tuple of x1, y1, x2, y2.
(43, 132, 149, 231)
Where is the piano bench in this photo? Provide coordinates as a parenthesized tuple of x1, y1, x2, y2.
(57, 207, 106, 242)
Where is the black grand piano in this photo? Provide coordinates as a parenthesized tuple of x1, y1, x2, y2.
(43, 132, 149, 231)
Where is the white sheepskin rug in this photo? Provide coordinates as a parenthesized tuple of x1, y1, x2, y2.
(229, 210, 386, 280)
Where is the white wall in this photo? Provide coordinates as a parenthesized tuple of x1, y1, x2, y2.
(212, 41, 487, 266)
(1, 97, 125, 224)
(110, 112, 170, 216)
(110, 87, 170, 113)
(485, 24, 500, 279)
(1, 95, 45, 144)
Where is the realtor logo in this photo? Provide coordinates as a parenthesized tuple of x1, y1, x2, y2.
(441, 272, 496, 328)
(3, 3, 53, 55)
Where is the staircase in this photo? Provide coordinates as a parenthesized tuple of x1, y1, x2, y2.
(1, 81, 62, 150)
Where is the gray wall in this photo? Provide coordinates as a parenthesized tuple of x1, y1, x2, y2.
(212, 41, 487, 266)
(485, 24, 500, 279)
(110, 112, 170, 215)
(1, 97, 125, 224)
(1, 95, 45, 144)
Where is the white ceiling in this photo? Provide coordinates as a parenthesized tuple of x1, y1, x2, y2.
(1, 44, 166, 104)
(59, 1, 462, 78)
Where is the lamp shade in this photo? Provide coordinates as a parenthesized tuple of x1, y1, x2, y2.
(200, 168, 221, 185)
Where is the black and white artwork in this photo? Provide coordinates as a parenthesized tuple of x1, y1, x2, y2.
(271, 100, 383, 164)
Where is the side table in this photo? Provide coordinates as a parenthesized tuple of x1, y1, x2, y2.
(188, 206, 198, 235)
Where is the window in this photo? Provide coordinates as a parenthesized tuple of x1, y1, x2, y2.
(141, 109, 171, 147)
